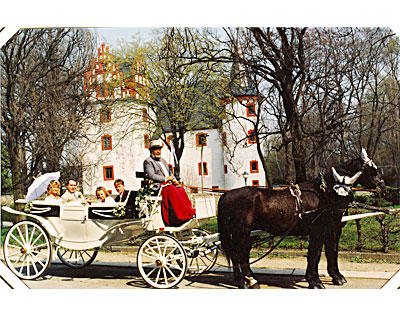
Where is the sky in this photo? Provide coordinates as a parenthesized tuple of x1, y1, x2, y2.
(1, 0, 400, 43)
(94, 27, 157, 47)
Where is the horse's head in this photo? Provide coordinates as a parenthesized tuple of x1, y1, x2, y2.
(339, 148, 386, 197)
(358, 148, 386, 196)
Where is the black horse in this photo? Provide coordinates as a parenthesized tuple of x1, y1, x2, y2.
(217, 149, 386, 289)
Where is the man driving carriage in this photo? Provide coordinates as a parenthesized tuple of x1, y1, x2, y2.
(143, 139, 179, 194)
(143, 139, 194, 226)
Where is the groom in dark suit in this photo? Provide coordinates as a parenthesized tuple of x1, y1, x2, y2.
(114, 179, 138, 218)
(144, 139, 179, 193)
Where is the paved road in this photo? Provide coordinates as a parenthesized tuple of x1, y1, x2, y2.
(0, 253, 400, 308)
(23, 261, 393, 289)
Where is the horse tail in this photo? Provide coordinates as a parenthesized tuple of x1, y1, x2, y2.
(217, 192, 234, 265)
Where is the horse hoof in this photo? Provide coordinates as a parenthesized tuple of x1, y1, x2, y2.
(308, 282, 325, 289)
(332, 276, 347, 285)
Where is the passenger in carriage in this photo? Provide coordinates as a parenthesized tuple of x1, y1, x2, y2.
(114, 179, 138, 217)
(61, 179, 86, 203)
(144, 139, 179, 194)
(96, 186, 115, 204)
(44, 180, 61, 202)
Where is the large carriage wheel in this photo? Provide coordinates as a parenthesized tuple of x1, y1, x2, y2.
(184, 228, 218, 277)
(56, 247, 99, 269)
(3, 220, 52, 280)
(137, 234, 187, 289)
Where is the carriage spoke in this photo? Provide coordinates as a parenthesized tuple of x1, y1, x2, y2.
(29, 254, 40, 275)
(18, 256, 27, 274)
(31, 232, 44, 247)
(162, 267, 169, 286)
(155, 268, 161, 283)
(164, 265, 178, 280)
(16, 226, 26, 245)
(26, 256, 31, 277)
(29, 252, 46, 268)
(142, 252, 158, 261)
(10, 233, 25, 248)
(28, 226, 36, 245)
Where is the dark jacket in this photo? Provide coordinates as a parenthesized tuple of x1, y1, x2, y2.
(115, 189, 137, 217)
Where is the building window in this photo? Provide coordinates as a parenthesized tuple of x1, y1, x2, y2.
(247, 102, 256, 117)
(198, 162, 208, 175)
(101, 135, 112, 150)
(248, 130, 256, 144)
(142, 108, 148, 122)
(196, 133, 207, 147)
(144, 134, 150, 149)
(224, 165, 228, 174)
(250, 160, 259, 173)
(103, 166, 114, 181)
(100, 108, 111, 123)
(252, 180, 259, 186)
(222, 132, 227, 146)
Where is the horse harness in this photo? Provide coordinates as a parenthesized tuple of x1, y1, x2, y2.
(289, 173, 328, 220)
(289, 184, 304, 218)
(249, 174, 330, 266)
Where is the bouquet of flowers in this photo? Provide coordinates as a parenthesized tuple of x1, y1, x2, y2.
(135, 186, 152, 218)
(112, 204, 126, 218)
(24, 202, 33, 213)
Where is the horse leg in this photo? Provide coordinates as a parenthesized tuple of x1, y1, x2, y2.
(306, 229, 325, 289)
(325, 225, 347, 285)
(231, 255, 248, 289)
(240, 239, 260, 289)
(229, 229, 249, 289)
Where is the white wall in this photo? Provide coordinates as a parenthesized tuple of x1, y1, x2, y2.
(82, 97, 266, 195)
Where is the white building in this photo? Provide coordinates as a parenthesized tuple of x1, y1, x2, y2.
(82, 44, 266, 195)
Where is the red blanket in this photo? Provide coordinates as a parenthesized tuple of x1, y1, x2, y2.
(161, 184, 196, 227)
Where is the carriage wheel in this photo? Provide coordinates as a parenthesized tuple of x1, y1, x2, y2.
(56, 247, 99, 269)
(3, 220, 52, 280)
(137, 234, 187, 289)
(184, 228, 218, 277)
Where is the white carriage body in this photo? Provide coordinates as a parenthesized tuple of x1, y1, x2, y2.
(4, 194, 217, 250)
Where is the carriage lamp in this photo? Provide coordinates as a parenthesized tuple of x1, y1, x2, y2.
(242, 171, 249, 186)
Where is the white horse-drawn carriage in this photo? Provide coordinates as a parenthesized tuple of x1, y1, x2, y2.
(2, 183, 220, 289)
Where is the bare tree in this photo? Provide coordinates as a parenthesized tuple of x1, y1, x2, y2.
(112, 28, 227, 180)
(1, 28, 96, 200)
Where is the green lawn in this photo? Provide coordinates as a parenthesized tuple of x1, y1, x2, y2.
(201, 209, 400, 252)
